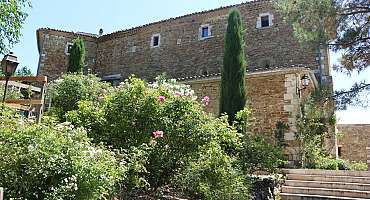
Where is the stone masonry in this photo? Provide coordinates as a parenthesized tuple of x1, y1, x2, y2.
(185, 67, 317, 162)
(337, 124, 370, 169)
(36, 0, 330, 81)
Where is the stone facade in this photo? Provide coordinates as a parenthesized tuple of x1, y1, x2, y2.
(35, 0, 334, 163)
(337, 124, 370, 169)
(36, 0, 330, 81)
(185, 67, 318, 162)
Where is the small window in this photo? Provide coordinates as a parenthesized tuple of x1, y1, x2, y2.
(65, 42, 73, 55)
(202, 27, 209, 38)
(151, 34, 161, 48)
(199, 24, 212, 40)
(338, 146, 342, 157)
(257, 13, 273, 29)
(261, 16, 270, 28)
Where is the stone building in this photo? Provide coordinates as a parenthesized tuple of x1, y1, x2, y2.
(337, 124, 370, 169)
(36, 0, 334, 163)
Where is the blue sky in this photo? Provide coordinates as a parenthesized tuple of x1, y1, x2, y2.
(9, 0, 370, 124)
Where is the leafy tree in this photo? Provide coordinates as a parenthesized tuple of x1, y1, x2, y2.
(68, 37, 85, 73)
(275, 0, 370, 109)
(0, 0, 31, 54)
(15, 66, 33, 76)
(220, 9, 247, 122)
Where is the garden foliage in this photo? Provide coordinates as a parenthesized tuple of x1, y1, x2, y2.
(46, 74, 286, 199)
(0, 106, 124, 200)
(48, 73, 112, 120)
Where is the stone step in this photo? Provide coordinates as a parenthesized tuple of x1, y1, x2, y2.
(283, 169, 370, 177)
(287, 174, 370, 184)
(280, 193, 370, 200)
(282, 186, 370, 199)
(285, 180, 370, 191)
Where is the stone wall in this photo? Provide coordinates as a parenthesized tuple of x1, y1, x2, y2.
(186, 67, 316, 162)
(37, 29, 98, 80)
(37, 0, 329, 81)
(337, 124, 370, 168)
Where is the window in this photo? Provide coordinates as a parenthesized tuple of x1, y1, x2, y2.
(338, 146, 342, 157)
(151, 34, 161, 48)
(261, 15, 270, 28)
(202, 27, 209, 38)
(199, 24, 212, 40)
(257, 13, 273, 29)
(65, 42, 73, 55)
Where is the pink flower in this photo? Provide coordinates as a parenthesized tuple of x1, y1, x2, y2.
(158, 96, 166, 103)
(152, 130, 164, 138)
(201, 96, 210, 106)
(174, 92, 183, 97)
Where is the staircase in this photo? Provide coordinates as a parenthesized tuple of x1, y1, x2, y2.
(280, 169, 370, 200)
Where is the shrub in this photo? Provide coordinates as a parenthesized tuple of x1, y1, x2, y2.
(240, 134, 286, 173)
(67, 77, 250, 194)
(349, 161, 368, 171)
(0, 107, 124, 200)
(176, 142, 250, 200)
(48, 74, 112, 120)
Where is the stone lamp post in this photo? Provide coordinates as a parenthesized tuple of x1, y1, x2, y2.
(1, 52, 19, 103)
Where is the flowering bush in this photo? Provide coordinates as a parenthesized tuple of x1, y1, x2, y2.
(0, 106, 124, 200)
(66, 77, 250, 196)
(47, 73, 112, 120)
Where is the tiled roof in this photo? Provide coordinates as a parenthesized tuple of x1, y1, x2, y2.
(176, 65, 313, 81)
(37, 28, 99, 38)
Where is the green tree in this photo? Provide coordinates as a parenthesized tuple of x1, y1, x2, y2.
(68, 37, 85, 73)
(275, 0, 370, 109)
(0, 0, 31, 54)
(220, 9, 247, 122)
(15, 66, 33, 76)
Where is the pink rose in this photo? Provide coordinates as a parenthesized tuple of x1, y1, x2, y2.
(158, 96, 166, 103)
(152, 130, 164, 138)
(201, 96, 210, 106)
(174, 92, 183, 97)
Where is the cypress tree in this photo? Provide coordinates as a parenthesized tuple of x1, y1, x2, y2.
(67, 37, 85, 73)
(219, 9, 247, 122)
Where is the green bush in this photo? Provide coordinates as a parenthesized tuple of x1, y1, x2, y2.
(67, 77, 250, 195)
(48, 74, 112, 120)
(177, 142, 250, 200)
(349, 161, 368, 171)
(241, 135, 286, 173)
(0, 106, 124, 200)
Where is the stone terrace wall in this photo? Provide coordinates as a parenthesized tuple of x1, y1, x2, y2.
(337, 124, 370, 168)
(186, 68, 316, 162)
(94, 0, 319, 81)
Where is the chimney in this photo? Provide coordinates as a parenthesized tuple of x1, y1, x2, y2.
(99, 28, 103, 36)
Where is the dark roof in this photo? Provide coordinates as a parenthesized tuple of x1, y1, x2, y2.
(176, 65, 313, 81)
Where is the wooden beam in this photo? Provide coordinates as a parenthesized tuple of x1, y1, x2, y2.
(0, 76, 47, 82)
(4, 99, 43, 105)
(0, 81, 42, 92)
